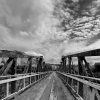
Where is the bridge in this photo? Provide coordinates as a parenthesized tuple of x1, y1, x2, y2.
(0, 49, 100, 100)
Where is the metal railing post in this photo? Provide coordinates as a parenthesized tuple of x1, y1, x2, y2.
(0, 71, 50, 100)
(34, 76, 36, 82)
(71, 79, 73, 87)
(6, 82, 9, 97)
(77, 81, 79, 94)
(24, 78, 25, 88)
(30, 77, 31, 84)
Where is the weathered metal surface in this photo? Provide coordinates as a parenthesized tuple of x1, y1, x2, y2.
(63, 48, 100, 57)
(36, 56, 44, 72)
(60, 48, 100, 100)
(83, 85, 100, 100)
(58, 72, 100, 100)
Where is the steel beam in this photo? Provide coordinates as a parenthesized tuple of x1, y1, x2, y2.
(63, 48, 100, 57)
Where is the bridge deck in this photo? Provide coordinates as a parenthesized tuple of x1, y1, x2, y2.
(12, 72, 75, 100)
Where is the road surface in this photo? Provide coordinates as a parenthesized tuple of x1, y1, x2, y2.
(13, 72, 75, 100)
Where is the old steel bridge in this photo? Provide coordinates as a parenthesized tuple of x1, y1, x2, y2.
(0, 49, 100, 100)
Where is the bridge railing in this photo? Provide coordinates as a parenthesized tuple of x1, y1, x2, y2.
(57, 71, 100, 100)
(0, 71, 51, 100)
(60, 49, 100, 100)
(64, 73, 100, 82)
(0, 73, 38, 80)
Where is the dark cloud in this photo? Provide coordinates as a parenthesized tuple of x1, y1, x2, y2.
(0, 0, 100, 63)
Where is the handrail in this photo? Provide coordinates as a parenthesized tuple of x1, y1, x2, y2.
(0, 73, 37, 78)
(57, 71, 100, 90)
(64, 73, 100, 81)
(0, 71, 51, 100)
(0, 72, 50, 78)
(0, 72, 49, 85)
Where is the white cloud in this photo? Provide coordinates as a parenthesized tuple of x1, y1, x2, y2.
(25, 51, 43, 56)
(0, 0, 100, 64)
(20, 31, 29, 36)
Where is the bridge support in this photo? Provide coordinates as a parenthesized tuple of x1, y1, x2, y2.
(68, 56, 72, 73)
(83, 57, 94, 77)
(62, 57, 67, 72)
(60, 48, 100, 100)
(27, 57, 32, 73)
(2, 57, 17, 93)
(36, 56, 43, 72)
(77, 57, 85, 97)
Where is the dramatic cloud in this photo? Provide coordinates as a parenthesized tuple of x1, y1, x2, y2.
(0, 0, 100, 64)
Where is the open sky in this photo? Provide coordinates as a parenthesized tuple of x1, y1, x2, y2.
(0, 0, 100, 64)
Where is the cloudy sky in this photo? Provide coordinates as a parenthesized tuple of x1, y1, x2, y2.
(0, 0, 100, 64)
